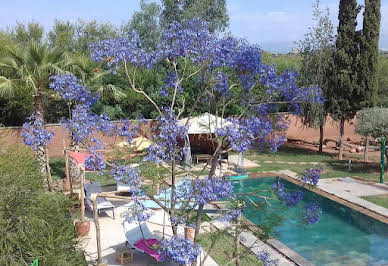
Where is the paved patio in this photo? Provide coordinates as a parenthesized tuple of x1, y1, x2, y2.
(80, 202, 218, 266)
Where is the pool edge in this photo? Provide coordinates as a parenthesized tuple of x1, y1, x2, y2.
(249, 172, 388, 224)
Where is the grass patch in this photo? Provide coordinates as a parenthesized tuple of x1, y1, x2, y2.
(50, 157, 66, 180)
(246, 146, 380, 182)
(85, 171, 116, 187)
(198, 232, 261, 266)
(361, 194, 388, 209)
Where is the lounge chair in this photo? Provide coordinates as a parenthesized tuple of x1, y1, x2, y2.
(123, 220, 163, 262)
(84, 182, 115, 219)
(139, 178, 196, 209)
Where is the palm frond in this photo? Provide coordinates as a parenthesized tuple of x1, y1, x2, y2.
(0, 76, 15, 97)
(96, 84, 126, 101)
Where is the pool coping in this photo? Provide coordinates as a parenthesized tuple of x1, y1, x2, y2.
(249, 172, 388, 224)
(232, 171, 388, 265)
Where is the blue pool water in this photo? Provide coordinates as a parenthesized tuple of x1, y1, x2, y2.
(232, 177, 388, 266)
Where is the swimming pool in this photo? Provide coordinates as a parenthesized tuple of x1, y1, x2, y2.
(232, 177, 388, 265)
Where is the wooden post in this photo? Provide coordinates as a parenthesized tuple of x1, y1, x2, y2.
(45, 148, 53, 192)
(93, 197, 102, 264)
(80, 167, 85, 220)
(64, 147, 73, 196)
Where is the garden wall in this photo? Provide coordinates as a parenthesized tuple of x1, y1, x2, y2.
(0, 115, 358, 158)
(0, 120, 154, 158)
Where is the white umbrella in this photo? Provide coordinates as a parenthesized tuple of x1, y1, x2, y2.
(178, 112, 230, 134)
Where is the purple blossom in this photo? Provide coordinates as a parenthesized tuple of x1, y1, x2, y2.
(144, 108, 187, 163)
(124, 199, 153, 223)
(118, 120, 138, 143)
(272, 180, 303, 207)
(49, 74, 99, 106)
(214, 72, 230, 98)
(160, 72, 182, 98)
(22, 114, 54, 151)
(171, 215, 186, 225)
(300, 168, 322, 186)
(217, 209, 242, 222)
(84, 152, 106, 172)
(217, 115, 287, 153)
(302, 202, 322, 225)
(257, 250, 278, 266)
(111, 165, 142, 193)
(159, 236, 201, 265)
(192, 177, 233, 205)
(89, 31, 157, 72)
(61, 104, 114, 146)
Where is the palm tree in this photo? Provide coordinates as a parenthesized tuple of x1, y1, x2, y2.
(0, 42, 70, 183)
(0, 42, 69, 121)
(67, 52, 126, 101)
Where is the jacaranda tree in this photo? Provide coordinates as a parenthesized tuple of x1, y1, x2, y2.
(21, 19, 324, 265)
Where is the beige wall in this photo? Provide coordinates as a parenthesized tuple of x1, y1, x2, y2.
(0, 115, 358, 158)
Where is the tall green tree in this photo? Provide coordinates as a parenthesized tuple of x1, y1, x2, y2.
(328, 0, 361, 160)
(376, 55, 388, 106)
(161, 0, 229, 32)
(359, 0, 381, 107)
(298, 0, 335, 153)
(14, 21, 44, 44)
(121, 0, 162, 50)
(47, 19, 76, 51)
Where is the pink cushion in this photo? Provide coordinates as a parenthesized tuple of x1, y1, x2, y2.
(133, 238, 163, 262)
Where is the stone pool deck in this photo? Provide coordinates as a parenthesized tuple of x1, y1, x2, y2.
(275, 170, 388, 223)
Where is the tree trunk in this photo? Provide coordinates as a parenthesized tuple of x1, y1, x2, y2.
(319, 125, 324, 153)
(184, 133, 192, 171)
(170, 159, 177, 236)
(364, 135, 369, 163)
(45, 148, 53, 191)
(34, 89, 49, 180)
(238, 152, 244, 169)
(338, 119, 345, 160)
(34, 89, 44, 121)
(192, 144, 222, 266)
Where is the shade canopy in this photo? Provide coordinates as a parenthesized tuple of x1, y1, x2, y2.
(116, 136, 152, 151)
(178, 113, 229, 134)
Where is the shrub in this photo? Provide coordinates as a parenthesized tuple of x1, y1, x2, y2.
(0, 147, 86, 266)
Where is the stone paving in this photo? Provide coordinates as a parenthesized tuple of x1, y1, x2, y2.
(81, 202, 218, 266)
(204, 204, 296, 266)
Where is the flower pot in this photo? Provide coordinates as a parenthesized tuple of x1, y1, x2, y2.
(75, 219, 90, 236)
(185, 226, 195, 240)
(63, 178, 70, 192)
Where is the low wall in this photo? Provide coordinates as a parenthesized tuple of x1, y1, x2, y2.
(0, 121, 154, 158)
(0, 115, 359, 158)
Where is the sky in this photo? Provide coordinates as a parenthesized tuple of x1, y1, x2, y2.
(0, 0, 387, 53)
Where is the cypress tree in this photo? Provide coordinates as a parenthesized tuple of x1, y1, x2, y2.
(359, 0, 381, 107)
(328, 0, 361, 160)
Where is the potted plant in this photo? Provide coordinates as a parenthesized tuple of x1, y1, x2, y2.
(184, 224, 195, 240)
(63, 177, 71, 192)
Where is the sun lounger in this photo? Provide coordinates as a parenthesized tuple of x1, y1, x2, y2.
(84, 182, 115, 219)
(139, 178, 197, 209)
(123, 220, 163, 262)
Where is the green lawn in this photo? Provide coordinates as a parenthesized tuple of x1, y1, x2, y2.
(49, 157, 66, 180)
(246, 146, 380, 182)
(49, 156, 168, 187)
(361, 194, 388, 209)
(197, 232, 261, 266)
